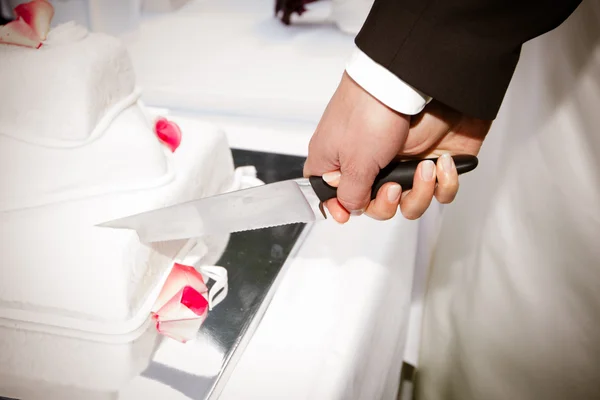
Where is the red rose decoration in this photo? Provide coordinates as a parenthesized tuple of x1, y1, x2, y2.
(14, 0, 54, 41)
(154, 117, 182, 153)
(151, 263, 210, 343)
(0, 17, 41, 48)
(0, 0, 54, 49)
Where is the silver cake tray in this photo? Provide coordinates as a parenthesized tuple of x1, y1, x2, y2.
(0, 149, 311, 400)
(138, 149, 311, 399)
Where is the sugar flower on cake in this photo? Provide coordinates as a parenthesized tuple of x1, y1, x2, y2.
(0, 0, 54, 48)
(152, 263, 228, 343)
(154, 117, 183, 153)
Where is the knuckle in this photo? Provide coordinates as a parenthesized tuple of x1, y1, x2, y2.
(436, 172, 459, 187)
(341, 158, 379, 182)
(436, 181, 460, 204)
(306, 140, 322, 164)
(307, 134, 320, 153)
(302, 158, 315, 177)
(436, 192, 457, 204)
(341, 160, 363, 179)
(379, 208, 398, 221)
(402, 210, 421, 220)
(334, 152, 384, 212)
(306, 133, 340, 176)
(405, 141, 436, 157)
(339, 198, 367, 212)
(366, 206, 395, 221)
(401, 205, 422, 220)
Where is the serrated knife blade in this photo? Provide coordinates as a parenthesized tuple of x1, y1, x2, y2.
(97, 178, 326, 243)
(97, 155, 479, 243)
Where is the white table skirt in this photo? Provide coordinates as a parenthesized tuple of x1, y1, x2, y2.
(218, 212, 420, 400)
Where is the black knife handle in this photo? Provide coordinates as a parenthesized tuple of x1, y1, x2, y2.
(308, 154, 478, 202)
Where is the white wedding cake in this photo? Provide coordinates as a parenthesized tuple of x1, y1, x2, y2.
(0, 2, 244, 341)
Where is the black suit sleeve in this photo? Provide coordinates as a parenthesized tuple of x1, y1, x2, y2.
(355, 0, 582, 120)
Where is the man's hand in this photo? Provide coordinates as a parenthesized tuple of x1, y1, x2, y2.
(303, 72, 491, 223)
(303, 72, 411, 222)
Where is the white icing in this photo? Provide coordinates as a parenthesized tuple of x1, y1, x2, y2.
(0, 319, 160, 399)
(0, 125, 240, 336)
(0, 25, 246, 338)
(0, 26, 204, 213)
(0, 97, 179, 211)
(0, 121, 238, 336)
(0, 23, 135, 142)
(44, 21, 89, 46)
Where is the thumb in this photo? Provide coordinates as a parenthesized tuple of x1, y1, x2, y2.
(336, 159, 380, 214)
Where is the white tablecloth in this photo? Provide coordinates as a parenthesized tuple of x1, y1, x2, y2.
(218, 214, 420, 400)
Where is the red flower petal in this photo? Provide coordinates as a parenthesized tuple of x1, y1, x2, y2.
(154, 117, 182, 152)
(154, 286, 209, 322)
(153, 286, 209, 343)
(152, 263, 208, 314)
(14, 0, 54, 41)
(0, 17, 42, 48)
(156, 317, 206, 343)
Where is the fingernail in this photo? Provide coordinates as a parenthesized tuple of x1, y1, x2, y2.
(421, 160, 435, 181)
(322, 171, 341, 183)
(440, 153, 454, 172)
(387, 184, 401, 203)
(350, 209, 364, 216)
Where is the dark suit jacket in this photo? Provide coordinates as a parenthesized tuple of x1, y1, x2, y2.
(355, 0, 582, 120)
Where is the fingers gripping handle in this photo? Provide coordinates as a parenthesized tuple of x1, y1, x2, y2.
(308, 155, 479, 202)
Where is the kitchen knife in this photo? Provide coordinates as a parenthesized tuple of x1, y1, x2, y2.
(97, 155, 478, 243)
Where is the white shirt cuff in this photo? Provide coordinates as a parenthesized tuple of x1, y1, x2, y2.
(345, 47, 432, 115)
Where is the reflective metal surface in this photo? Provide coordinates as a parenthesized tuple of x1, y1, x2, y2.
(136, 149, 311, 400)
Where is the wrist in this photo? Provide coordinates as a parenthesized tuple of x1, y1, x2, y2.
(345, 47, 432, 115)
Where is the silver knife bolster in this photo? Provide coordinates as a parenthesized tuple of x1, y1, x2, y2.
(295, 178, 327, 220)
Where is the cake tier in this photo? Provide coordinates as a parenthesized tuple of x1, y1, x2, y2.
(0, 22, 135, 142)
(0, 99, 172, 211)
(0, 116, 237, 336)
(0, 321, 160, 400)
